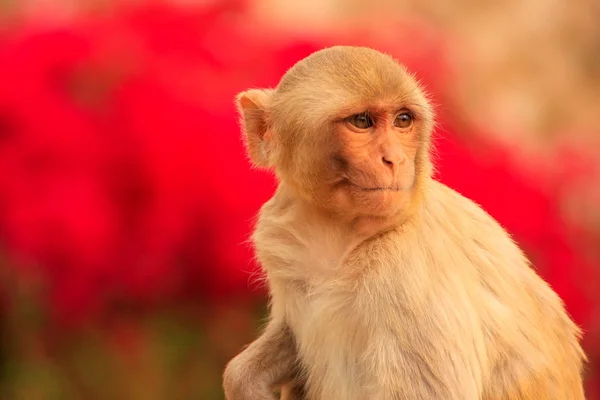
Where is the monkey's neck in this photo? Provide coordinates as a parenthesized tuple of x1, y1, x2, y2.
(348, 215, 406, 241)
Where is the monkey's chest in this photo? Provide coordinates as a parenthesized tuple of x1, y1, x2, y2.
(286, 287, 373, 399)
(285, 274, 485, 400)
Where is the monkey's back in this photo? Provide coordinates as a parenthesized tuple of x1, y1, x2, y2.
(421, 181, 587, 399)
(354, 180, 587, 399)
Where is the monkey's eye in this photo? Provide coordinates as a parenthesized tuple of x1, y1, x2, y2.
(394, 112, 413, 129)
(347, 113, 374, 129)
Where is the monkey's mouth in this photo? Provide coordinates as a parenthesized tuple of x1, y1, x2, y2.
(360, 187, 402, 192)
(336, 178, 402, 193)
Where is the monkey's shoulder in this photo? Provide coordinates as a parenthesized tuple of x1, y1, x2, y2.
(420, 180, 530, 271)
(423, 182, 584, 354)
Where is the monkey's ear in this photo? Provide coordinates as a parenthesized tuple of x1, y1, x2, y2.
(235, 89, 275, 169)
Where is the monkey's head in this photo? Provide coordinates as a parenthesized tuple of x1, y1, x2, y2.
(236, 46, 434, 220)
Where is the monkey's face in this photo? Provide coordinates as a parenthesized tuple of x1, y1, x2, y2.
(323, 106, 421, 217)
(237, 46, 434, 219)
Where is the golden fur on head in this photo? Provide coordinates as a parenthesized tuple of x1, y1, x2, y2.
(236, 46, 434, 221)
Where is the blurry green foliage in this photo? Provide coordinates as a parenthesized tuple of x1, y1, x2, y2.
(0, 285, 268, 400)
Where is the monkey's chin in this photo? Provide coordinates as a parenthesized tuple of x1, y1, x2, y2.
(365, 192, 403, 215)
(329, 189, 406, 220)
(326, 182, 412, 219)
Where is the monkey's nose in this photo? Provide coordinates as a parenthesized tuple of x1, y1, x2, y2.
(382, 154, 405, 169)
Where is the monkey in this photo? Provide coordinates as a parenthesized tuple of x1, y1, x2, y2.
(222, 46, 587, 399)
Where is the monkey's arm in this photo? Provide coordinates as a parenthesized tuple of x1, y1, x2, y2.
(223, 319, 303, 400)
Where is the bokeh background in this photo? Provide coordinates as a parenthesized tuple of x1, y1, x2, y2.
(0, 0, 598, 398)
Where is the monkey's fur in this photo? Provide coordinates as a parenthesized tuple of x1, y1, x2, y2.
(223, 46, 587, 400)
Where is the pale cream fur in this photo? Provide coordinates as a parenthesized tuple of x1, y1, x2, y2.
(256, 181, 586, 399)
(223, 46, 586, 400)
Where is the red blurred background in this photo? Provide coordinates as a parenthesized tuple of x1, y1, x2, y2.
(0, 0, 598, 398)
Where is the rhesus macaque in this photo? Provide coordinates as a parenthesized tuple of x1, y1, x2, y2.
(223, 46, 587, 400)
